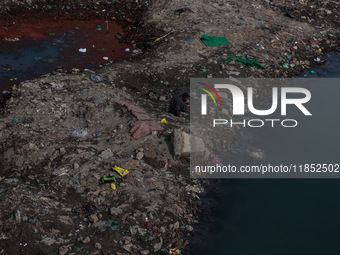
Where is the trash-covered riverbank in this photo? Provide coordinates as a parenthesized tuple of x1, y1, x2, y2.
(0, 0, 339, 254)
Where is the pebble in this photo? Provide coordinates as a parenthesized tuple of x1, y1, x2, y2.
(82, 236, 91, 243)
(186, 225, 194, 232)
(153, 237, 163, 251)
(123, 244, 132, 252)
(110, 207, 123, 216)
(95, 243, 102, 249)
(159, 96, 167, 101)
(99, 150, 114, 159)
(41, 237, 57, 246)
(136, 151, 144, 160)
(89, 214, 99, 223)
(0, 122, 6, 130)
(59, 245, 68, 255)
(15, 210, 21, 222)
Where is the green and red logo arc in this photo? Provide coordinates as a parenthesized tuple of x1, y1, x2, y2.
(197, 82, 222, 107)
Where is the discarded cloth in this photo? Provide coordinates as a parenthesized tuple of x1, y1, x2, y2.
(90, 73, 110, 83)
(114, 99, 164, 140)
(200, 34, 230, 47)
(225, 56, 265, 69)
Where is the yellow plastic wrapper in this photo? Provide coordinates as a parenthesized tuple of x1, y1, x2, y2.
(113, 165, 129, 177)
(169, 249, 181, 255)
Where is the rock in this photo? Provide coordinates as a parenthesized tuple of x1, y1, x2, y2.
(58, 215, 73, 225)
(110, 207, 123, 216)
(82, 237, 91, 244)
(136, 152, 144, 160)
(0, 122, 6, 130)
(28, 143, 35, 150)
(15, 210, 21, 222)
(138, 228, 147, 236)
(153, 237, 163, 251)
(94, 243, 102, 249)
(92, 220, 106, 229)
(123, 244, 132, 252)
(159, 96, 167, 101)
(99, 150, 114, 159)
(89, 214, 99, 223)
(73, 163, 79, 169)
(186, 225, 194, 232)
(171, 129, 190, 158)
(160, 226, 166, 233)
(140, 250, 149, 255)
(59, 147, 66, 154)
(130, 226, 138, 235)
(173, 221, 180, 229)
(41, 237, 57, 246)
(59, 245, 68, 255)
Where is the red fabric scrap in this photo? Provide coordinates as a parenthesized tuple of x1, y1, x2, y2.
(114, 99, 164, 140)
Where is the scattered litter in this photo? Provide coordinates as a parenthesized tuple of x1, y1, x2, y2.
(68, 128, 89, 138)
(200, 35, 230, 47)
(154, 30, 173, 42)
(187, 40, 194, 43)
(104, 220, 120, 230)
(101, 176, 117, 184)
(78, 48, 87, 53)
(161, 118, 168, 124)
(282, 63, 289, 68)
(71, 175, 80, 188)
(3, 37, 20, 42)
(169, 248, 182, 255)
(103, 56, 109, 60)
(90, 73, 110, 83)
(110, 183, 116, 190)
(112, 165, 129, 177)
(225, 56, 265, 69)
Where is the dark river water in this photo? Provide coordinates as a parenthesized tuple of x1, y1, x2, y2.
(188, 52, 340, 255)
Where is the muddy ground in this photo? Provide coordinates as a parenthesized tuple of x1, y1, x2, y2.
(0, 0, 339, 254)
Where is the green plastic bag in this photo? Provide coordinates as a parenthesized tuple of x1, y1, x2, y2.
(200, 35, 230, 47)
(225, 56, 265, 69)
